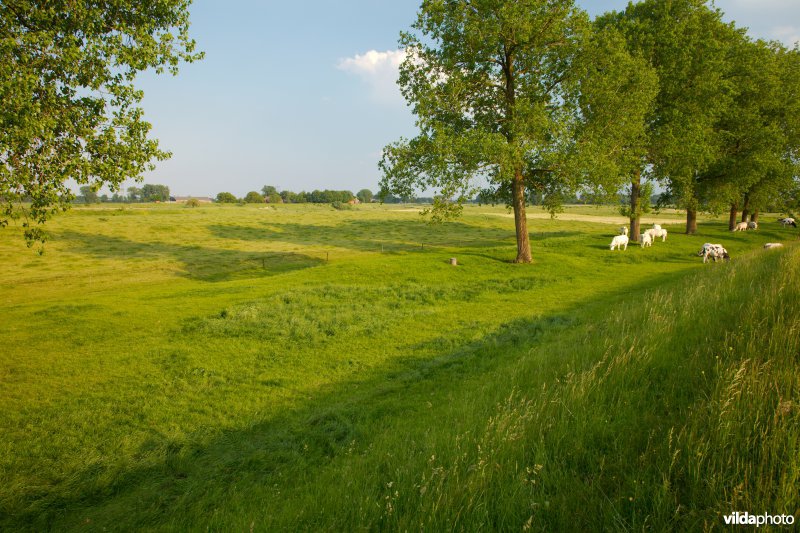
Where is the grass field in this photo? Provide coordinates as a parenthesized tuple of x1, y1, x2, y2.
(1, 203, 798, 530)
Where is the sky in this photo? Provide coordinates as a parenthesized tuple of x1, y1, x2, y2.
(127, 0, 800, 198)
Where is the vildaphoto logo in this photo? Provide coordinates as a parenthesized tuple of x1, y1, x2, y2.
(723, 512, 795, 527)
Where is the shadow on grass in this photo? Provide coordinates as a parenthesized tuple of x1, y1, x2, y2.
(207, 219, 517, 253)
(4, 266, 699, 530)
(56, 231, 325, 281)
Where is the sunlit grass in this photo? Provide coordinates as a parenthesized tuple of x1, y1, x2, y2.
(0, 203, 796, 530)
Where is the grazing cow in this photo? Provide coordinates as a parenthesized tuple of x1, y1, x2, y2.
(640, 233, 653, 248)
(619, 226, 628, 236)
(697, 243, 730, 263)
(652, 228, 668, 241)
(644, 228, 659, 243)
(747, 221, 758, 230)
(763, 243, 783, 250)
(779, 217, 797, 228)
(732, 221, 749, 232)
(610, 234, 629, 251)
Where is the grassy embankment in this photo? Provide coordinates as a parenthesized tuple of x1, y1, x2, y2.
(0, 203, 797, 530)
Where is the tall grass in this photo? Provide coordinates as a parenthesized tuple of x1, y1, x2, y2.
(202, 245, 798, 531)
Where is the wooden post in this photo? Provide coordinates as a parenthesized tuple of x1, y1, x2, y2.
(450, 257, 457, 266)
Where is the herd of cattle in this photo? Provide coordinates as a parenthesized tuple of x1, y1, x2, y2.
(608, 217, 795, 262)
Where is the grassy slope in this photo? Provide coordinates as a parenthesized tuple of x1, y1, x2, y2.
(0, 204, 797, 530)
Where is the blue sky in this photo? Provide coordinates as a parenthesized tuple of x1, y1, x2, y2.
(130, 0, 800, 198)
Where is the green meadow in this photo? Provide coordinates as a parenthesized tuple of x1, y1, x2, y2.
(1, 203, 797, 530)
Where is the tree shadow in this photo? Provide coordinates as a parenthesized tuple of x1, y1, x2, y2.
(207, 219, 516, 253)
(4, 267, 701, 530)
(55, 230, 325, 281)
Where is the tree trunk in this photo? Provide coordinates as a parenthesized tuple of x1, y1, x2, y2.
(512, 170, 532, 263)
(751, 210, 759, 223)
(629, 172, 641, 242)
(741, 192, 750, 223)
(728, 203, 738, 231)
(686, 209, 698, 234)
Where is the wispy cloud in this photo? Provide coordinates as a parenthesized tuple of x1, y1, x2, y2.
(770, 25, 800, 46)
(337, 49, 407, 104)
(717, 0, 800, 46)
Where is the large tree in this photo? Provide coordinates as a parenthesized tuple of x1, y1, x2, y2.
(606, 0, 739, 234)
(380, 0, 649, 263)
(698, 38, 798, 228)
(580, 22, 658, 243)
(0, 0, 202, 245)
(739, 44, 800, 223)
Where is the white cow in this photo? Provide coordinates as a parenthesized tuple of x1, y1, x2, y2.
(610, 234, 629, 251)
(747, 221, 758, 230)
(640, 232, 653, 248)
(619, 226, 628, 236)
(732, 221, 749, 232)
(698, 243, 730, 263)
(763, 243, 783, 250)
(652, 228, 668, 242)
(644, 228, 659, 242)
(779, 217, 797, 228)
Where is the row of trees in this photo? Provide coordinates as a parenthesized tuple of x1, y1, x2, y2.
(216, 187, 377, 204)
(77, 185, 171, 204)
(380, 0, 799, 261)
(600, 1, 800, 239)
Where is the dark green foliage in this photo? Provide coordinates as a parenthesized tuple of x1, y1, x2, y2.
(140, 184, 170, 202)
(216, 192, 237, 203)
(244, 191, 265, 203)
(356, 189, 373, 203)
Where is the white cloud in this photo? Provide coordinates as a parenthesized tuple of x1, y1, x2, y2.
(770, 26, 800, 47)
(715, 0, 800, 46)
(337, 49, 407, 104)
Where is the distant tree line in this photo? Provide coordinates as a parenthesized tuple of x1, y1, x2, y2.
(215, 187, 379, 204)
(77, 184, 171, 203)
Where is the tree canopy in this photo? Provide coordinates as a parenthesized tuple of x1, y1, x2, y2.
(0, 0, 202, 245)
(380, 0, 658, 262)
(216, 191, 237, 203)
(603, 0, 800, 232)
(244, 191, 265, 203)
(356, 188, 373, 203)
